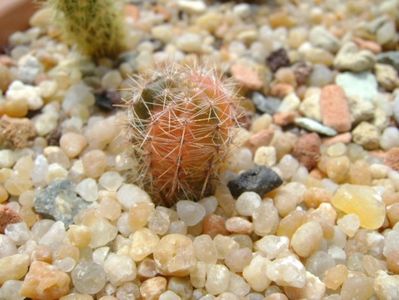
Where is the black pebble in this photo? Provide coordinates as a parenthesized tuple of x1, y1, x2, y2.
(266, 48, 290, 72)
(228, 165, 283, 199)
(95, 91, 122, 111)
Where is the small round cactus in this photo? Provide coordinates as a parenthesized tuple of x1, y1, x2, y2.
(126, 64, 243, 206)
(47, 0, 126, 59)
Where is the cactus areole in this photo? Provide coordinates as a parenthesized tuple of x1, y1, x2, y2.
(127, 65, 242, 206)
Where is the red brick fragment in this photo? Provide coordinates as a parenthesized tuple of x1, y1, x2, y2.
(385, 148, 399, 171)
(231, 64, 263, 90)
(202, 214, 228, 238)
(292, 133, 321, 170)
(323, 133, 352, 146)
(320, 85, 351, 133)
(353, 38, 382, 54)
(246, 128, 274, 151)
(273, 111, 298, 126)
(0, 205, 22, 233)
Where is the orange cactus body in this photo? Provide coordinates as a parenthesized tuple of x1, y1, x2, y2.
(127, 65, 242, 205)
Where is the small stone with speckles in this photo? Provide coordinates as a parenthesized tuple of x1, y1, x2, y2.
(34, 180, 88, 227)
(267, 48, 290, 72)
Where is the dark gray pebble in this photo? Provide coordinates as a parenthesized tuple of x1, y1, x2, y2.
(377, 51, 399, 72)
(266, 48, 290, 72)
(34, 180, 88, 227)
(251, 92, 281, 115)
(227, 165, 283, 198)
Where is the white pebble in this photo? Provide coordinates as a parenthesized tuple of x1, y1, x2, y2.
(266, 256, 306, 288)
(254, 146, 277, 167)
(101, 70, 122, 90)
(380, 127, 399, 150)
(255, 235, 289, 260)
(198, 196, 218, 215)
(176, 200, 206, 226)
(104, 253, 137, 286)
(205, 264, 230, 295)
(235, 192, 261, 216)
(176, 33, 203, 53)
(5, 223, 31, 246)
(76, 178, 98, 202)
(6, 80, 43, 110)
(0, 150, 16, 168)
(99, 171, 124, 192)
(117, 184, 151, 210)
(277, 154, 299, 180)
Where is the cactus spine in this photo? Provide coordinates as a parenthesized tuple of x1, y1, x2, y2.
(48, 0, 126, 59)
(127, 65, 242, 206)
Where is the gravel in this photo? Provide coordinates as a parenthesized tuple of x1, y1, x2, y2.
(1, 0, 399, 299)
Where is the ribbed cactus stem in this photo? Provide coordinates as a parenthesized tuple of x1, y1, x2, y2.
(127, 64, 242, 206)
(48, 0, 126, 59)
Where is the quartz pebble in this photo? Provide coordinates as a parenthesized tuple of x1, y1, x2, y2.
(176, 200, 206, 226)
(99, 171, 123, 192)
(153, 234, 195, 276)
(205, 264, 230, 295)
(0, 254, 29, 284)
(380, 127, 399, 150)
(340, 275, 374, 300)
(21, 261, 70, 300)
(334, 42, 375, 72)
(243, 255, 271, 292)
(140, 277, 167, 300)
(254, 146, 277, 167)
(193, 235, 217, 264)
(374, 271, 399, 300)
(81, 211, 117, 248)
(82, 150, 107, 178)
(104, 253, 136, 286)
(71, 261, 106, 295)
(331, 184, 385, 230)
(255, 235, 289, 260)
(75, 178, 98, 202)
(129, 228, 159, 262)
(253, 200, 279, 236)
(284, 271, 326, 299)
(291, 221, 323, 257)
(117, 183, 151, 210)
(235, 192, 261, 216)
(266, 256, 306, 288)
(337, 214, 360, 237)
(60, 133, 87, 158)
(225, 217, 253, 234)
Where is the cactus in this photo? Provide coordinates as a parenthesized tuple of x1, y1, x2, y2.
(47, 0, 126, 59)
(126, 64, 243, 206)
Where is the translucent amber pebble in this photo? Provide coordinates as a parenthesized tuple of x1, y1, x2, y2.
(331, 184, 385, 230)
